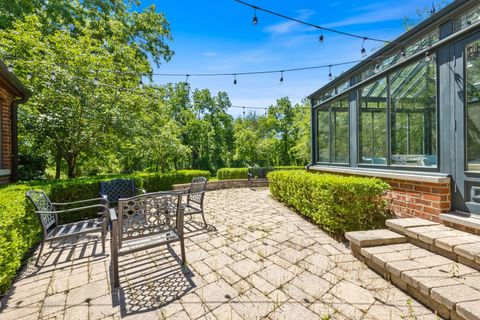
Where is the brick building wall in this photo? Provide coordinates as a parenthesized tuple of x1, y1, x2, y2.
(383, 178, 451, 222)
(0, 86, 14, 184)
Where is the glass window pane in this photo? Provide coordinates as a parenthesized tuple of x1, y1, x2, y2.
(466, 40, 480, 172)
(359, 78, 388, 164)
(390, 57, 437, 167)
(317, 109, 330, 163)
(331, 96, 349, 163)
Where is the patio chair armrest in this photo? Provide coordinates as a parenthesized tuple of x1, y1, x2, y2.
(109, 208, 118, 222)
(52, 198, 109, 207)
(36, 204, 110, 215)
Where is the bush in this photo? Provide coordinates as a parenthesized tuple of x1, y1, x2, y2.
(0, 169, 210, 295)
(217, 166, 304, 180)
(217, 168, 248, 180)
(0, 183, 41, 294)
(268, 170, 390, 237)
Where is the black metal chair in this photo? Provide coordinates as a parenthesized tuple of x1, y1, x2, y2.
(182, 177, 208, 227)
(26, 190, 109, 266)
(109, 191, 185, 289)
(99, 178, 145, 208)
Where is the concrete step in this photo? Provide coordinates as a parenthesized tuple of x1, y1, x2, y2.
(346, 230, 480, 320)
(345, 229, 407, 250)
(386, 218, 480, 271)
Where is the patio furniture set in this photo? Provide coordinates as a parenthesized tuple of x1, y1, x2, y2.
(26, 177, 208, 289)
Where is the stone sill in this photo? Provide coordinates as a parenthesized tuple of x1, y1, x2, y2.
(0, 169, 11, 176)
(440, 213, 480, 231)
(308, 165, 451, 184)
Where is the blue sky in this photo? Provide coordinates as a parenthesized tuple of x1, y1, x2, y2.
(146, 0, 437, 116)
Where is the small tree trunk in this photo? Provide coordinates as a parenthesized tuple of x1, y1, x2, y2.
(55, 149, 61, 180)
(66, 156, 77, 178)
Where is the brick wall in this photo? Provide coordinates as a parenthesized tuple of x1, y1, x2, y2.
(0, 86, 14, 184)
(382, 178, 451, 222)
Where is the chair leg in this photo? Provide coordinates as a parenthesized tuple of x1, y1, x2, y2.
(200, 210, 207, 228)
(180, 237, 186, 266)
(101, 226, 106, 253)
(35, 241, 45, 267)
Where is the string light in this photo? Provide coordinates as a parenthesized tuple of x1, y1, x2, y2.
(26, 72, 32, 80)
(93, 77, 99, 86)
(185, 74, 190, 84)
(374, 59, 381, 73)
(50, 71, 56, 81)
(361, 38, 367, 58)
(7, 63, 13, 72)
(280, 71, 284, 83)
(252, 7, 258, 25)
(328, 65, 333, 81)
(264, 108, 267, 115)
(243, 107, 246, 117)
(233, 74, 237, 85)
(234, 0, 393, 44)
(319, 33, 324, 43)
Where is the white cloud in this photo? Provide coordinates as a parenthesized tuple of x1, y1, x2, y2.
(264, 9, 315, 35)
(202, 51, 218, 57)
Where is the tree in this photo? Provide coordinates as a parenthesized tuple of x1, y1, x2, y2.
(267, 97, 295, 165)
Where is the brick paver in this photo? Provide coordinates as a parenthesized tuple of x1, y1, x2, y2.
(0, 188, 441, 319)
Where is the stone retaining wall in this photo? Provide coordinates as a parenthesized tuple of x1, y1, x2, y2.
(172, 178, 268, 191)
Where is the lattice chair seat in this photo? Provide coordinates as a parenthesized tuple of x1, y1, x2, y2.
(26, 190, 109, 266)
(110, 191, 187, 289)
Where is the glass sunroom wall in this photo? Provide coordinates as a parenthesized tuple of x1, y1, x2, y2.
(466, 40, 480, 172)
(359, 78, 388, 165)
(317, 109, 330, 163)
(390, 56, 437, 167)
(331, 96, 349, 163)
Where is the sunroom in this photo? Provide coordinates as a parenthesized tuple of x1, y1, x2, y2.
(308, 0, 480, 228)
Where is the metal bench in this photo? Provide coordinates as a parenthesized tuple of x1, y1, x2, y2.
(100, 178, 145, 208)
(26, 190, 109, 266)
(109, 191, 186, 289)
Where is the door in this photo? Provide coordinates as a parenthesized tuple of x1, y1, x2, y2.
(453, 31, 480, 215)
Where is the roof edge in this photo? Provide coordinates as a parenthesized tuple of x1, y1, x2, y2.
(0, 60, 31, 99)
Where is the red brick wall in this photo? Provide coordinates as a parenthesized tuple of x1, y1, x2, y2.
(0, 86, 14, 184)
(382, 178, 451, 222)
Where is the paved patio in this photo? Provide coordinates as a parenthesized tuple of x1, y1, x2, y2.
(0, 188, 441, 319)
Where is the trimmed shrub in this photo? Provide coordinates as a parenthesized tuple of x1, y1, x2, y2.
(217, 168, 248, 180)
(0, 183, 41, 294)
(268, 170, 390, 237)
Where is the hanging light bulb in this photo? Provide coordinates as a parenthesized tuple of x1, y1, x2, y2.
(26, 72, 32, 80)
(252, 8, 258, 25)
(51, 71, 56, 81)
(264, 108, 267, 116)
(233, 74, 237, 85)
(400, 46, 406, 58)
(425, 51, 432, 63)
(93, 77, 99, 86)
(243, 107, 245, 117)
(319, 33, 324, 43)
(328, 65, 333, 81)
(7, 63, 13, 73)
(139, 78, 143, 87)
(361, 38, 367, 58)
(280, 71, 284, 83)
(185, 74, 190, 84)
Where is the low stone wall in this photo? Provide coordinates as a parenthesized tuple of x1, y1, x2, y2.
(172, 178, 268, 191)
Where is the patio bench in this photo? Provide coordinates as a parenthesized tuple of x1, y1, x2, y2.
(26, 190, 109, 266)
(110, 191, 186, 289)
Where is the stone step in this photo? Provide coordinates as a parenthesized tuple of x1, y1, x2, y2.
(345, 229, 407, 251)
(386, 218, 480, 270)
(354, 242, 480, 320)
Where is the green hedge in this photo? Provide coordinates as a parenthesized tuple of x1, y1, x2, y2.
(217, 168, 248, 180)
(0, 169, 209, 295)
(217, 166, 304, 180)
(268, 170, 390, 237)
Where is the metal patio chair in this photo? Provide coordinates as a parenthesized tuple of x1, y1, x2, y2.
(110, 191, 186, 288)
(26, 190, 109, 266)
(100, 178, 145, 208)
(182, 177, 208, 227)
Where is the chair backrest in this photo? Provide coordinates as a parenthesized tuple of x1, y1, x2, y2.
(117, 192, 183, 241)
(26, 190, 57, 230)
(188, 177, 207, 204)
(100, 178, 136, 205)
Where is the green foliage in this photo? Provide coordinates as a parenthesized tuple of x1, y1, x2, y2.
(0, 183, 42, 295)
(217, 168, 248, 180)
(140, 170, 210, 192)
(268, 170, 391, 237)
